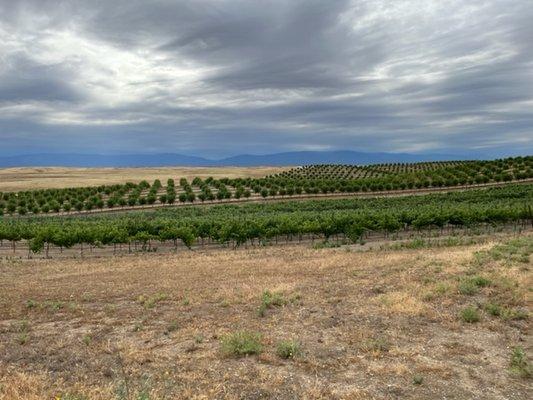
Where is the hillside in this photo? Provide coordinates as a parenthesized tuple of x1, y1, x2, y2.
(0, 156, 531, 217)
(0, 150, 469, 168)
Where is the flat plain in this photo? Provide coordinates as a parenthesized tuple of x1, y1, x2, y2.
(0, 166, 290, 192)
(0, 234, 531, 399)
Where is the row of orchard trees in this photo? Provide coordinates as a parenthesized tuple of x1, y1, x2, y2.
(1, 156, 532, 217)
(258, 169, 533, 193)
(0, 176, 256, 216)
(264, 156, 533, 187)
(0, 195, 530, 256)
(0, 180, 161, 216)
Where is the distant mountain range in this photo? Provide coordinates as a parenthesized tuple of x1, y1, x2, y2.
(0, 150, 478, 168)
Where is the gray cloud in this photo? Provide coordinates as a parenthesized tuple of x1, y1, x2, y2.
(0, 0, 532, 158)
(0, 53, 83, 102)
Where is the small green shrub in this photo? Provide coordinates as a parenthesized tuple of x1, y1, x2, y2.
(257, 290, 286, 317)
(82, 334, 92, 346)
(221, 331, 262, 357)
(421, 291, 435, 302)
(485, 302, 502, 316)
(277, 340, 301, 359)
(17, 333, 29, 345)
(469, 276, 491, 287)
(510, 347, 532, 378)
(458, 281, 478, 295)
(502, 308, 529, 321)
(412, 375, 423, 385)
(15, 319, 29, 333)
(460, 306, 481, 323)
(435, 282, 450, 294)
(485, 303, 528, 321)
(458, 275, 490, 295)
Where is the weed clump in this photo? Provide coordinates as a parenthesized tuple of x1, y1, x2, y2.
(509, 347, 532, 378)
(313, 241, 342, 249)
(276, 340, 301, 359)
(423, 282, 451, 301)
(26, 299, 37, 309)
(475, 237, 532, 265)
(485, 302, 502, 316)
(221, 331, 262, 357)
(44, 300, 64, 312)
(435, 282, 450, 294)
(13, 320, 30, 345)
(58, 394, 89, 400)
(17, 333, 29, 345)
(460, 306, 481, 323)
(257, 290, 286, 317)
(137, 293, 168, 309)
(458, 275, 490, 295)
(165, 320, 179, 333)
(194, 334, 204, 344)
(361, 337, 390, 355)
(82, 334, 91, 346)
(485, 303, 528, 321)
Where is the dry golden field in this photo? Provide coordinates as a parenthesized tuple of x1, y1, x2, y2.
(0, 166, 289, 192)
(0, 234, 531, 399)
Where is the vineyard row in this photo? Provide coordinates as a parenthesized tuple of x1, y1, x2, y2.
(0, 184, 531, 257)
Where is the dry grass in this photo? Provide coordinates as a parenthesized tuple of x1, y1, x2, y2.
(0, 235, 530, 399)
(0, 166, 289, 192)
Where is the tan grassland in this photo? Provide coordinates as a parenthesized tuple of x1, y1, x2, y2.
(0, 234, 531, 399)
(0, 166, 289, 192)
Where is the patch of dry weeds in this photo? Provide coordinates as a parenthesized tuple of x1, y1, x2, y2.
(0, 234, 530, 399)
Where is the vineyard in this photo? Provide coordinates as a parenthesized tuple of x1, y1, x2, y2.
(0, 156, 531, 217)
(0, 184, 531, 258)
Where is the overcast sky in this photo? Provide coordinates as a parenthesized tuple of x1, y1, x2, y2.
(1, 0, 532, 158)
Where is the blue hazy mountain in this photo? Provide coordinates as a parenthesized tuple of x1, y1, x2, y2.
(0, 150, 477, 167)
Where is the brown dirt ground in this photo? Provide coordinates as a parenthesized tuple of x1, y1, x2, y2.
(0, 234, 531, 399)
(0, 166, 290, 192)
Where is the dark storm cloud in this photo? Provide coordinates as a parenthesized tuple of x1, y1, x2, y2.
(0, 0, 532, 157)
(0, 54, 83, 102)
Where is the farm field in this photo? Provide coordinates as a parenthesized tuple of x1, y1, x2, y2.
(0, 235, 531, 399)
(0, 159, 531, 399)
(0, 166, 289, 192)
(0, 156, 531, 217)
(0, 184, 531, 258)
